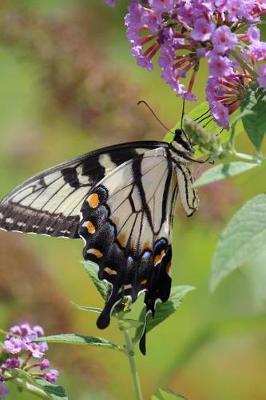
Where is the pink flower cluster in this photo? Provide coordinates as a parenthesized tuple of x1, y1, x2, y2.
(0, 323, 59, 397)
(106, 0, 266, 128)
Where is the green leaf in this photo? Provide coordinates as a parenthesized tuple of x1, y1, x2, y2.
(10, 371, 68, 400)
(210, 194, 266, 291)
(134, 286, 194, 342)
(240, 85, 266, 150)
(83, 261, 110, 300)
(244, 247, 266, 311)
(119, 319, 143, 329)
(36, 379, 68, 400)
(194, 161, 260, 188)
(37, 334, 122, 351)
(152, 388, 187, 400)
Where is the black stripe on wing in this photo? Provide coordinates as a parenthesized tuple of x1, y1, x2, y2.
(0, 141, 167, 238)
(176, 164, 199, 216)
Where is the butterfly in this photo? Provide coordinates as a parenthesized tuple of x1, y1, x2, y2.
(0, 129, 199, 354)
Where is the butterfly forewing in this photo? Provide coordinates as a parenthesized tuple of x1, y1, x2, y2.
(0, 142, 166, 238)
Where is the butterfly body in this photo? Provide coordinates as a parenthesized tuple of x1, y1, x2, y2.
(0, 131, 198, 354)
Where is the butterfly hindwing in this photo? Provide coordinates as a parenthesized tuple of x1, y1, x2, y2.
(79, 147, 178, 352)
(0, 141, 166, 238)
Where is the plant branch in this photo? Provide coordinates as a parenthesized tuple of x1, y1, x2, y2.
(4, 372, 51, 400)
(15, 379, 51, 399)
(119, 320, 144, 400)
(231, 150, 262, 162)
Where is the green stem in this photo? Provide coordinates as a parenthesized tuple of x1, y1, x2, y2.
(119, 322, 144, 400)
(232, 151, 261, 162)
(4, 370, 51, 400)
(15, 379, 51, 399)
(4, 372, 50, 400)
(231, 49, 257, 79)
(225, 136, 263, 163)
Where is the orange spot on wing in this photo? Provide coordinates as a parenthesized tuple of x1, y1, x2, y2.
(87, 193, 100, 208)
(87, 221, 96, 234)
(143, 241, 151, 251)
(87, 248, 103, 258)
(118, 233, 127, 248)
(154, 249, 166, 266)
(166, 261, 172, 276)
(104, 267, 117, 276)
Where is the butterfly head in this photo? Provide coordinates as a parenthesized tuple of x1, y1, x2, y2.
(171, 128, 194, 160)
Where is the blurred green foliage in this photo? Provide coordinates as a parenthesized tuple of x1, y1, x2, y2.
(1, 1, 266, 400)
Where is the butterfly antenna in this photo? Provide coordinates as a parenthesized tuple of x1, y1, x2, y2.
(137, 100, 172, 133)
(202, 116, 213, 128)
(194, 108, 210, 122)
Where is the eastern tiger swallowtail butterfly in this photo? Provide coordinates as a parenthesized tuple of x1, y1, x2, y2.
(0, 129, 199, 354)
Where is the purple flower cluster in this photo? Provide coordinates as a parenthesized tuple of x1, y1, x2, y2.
(106, 0, 266, 128)
(0, 323, 59, 396)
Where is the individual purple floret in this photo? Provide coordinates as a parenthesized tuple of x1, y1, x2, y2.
(149, 0, 175, 12)
(45, 369, 59, 384)
(3, 358, 20, 369)
(32, 325, 45, 337)
(191, 18, 215, 42)
(0, 323, 59, 387)
(246, 26, 260, 43)
(208, 53, 234, 78)
(40, 359, 50, 371)
(211, 25, 238, 54)
(211, 101, 230, 129)
(26, 341, 48, 359)
(3, 337, 25, 355)
(107, 0, 266, 128)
